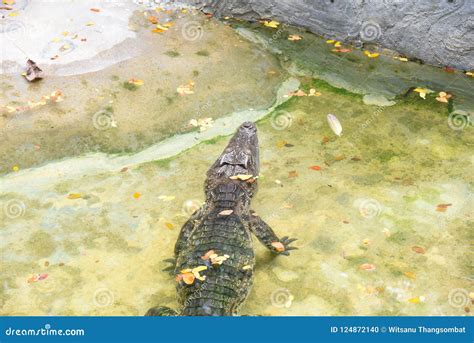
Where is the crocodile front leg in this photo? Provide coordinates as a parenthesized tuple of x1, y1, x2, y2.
(247, 211, 297, 256)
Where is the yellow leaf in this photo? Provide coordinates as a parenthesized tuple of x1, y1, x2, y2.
(404, 271, 416, 279)
(67, 193, 82, 199)
(413, 87, 433, 99)
(8, 12, 19, 17)
(152, 28, 165, 33)
(334, 41, 341, 47)
(364, 51, 379, 58)
(3, 0, 15, 5)
(155, 24, 169, 31)
(408, 297, 421, 304)
(466, 71, 474, 77)
(164, 222, 174, 230)
(163, 22, 174, 27)
(128, 78, 143, 86)
(158, 195, 175, 201)
(288, 34, 302, 41)
(263, 20, 279, 28)
(86, 21, 95, 26)
(12, 165, 19, 172)
(229, 174, 253, 181)
(148, 15, 158, 24)
(133, 192, 141, 199)
(326, 39, 335, 44)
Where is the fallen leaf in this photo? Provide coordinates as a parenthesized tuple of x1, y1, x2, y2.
(86, 21, 95, 26)
(408, 296, 425, 304)
(7, 11, 18, 16)
(276, 140, 288, 148)
(327, 113, 343, 136)
(218, 209, 233, 216)
(413, 87, 434, 99)
(263, 20, 279, 28)
(230, 174, 253, 181)
(133, 192, 141, 199)
(351, 156, 361, 161)
(394, 56, 408, 62)
(271, 241, 285, 252)
(128, 78, 143, 86)
(181, 273, 195, 285)
(148, 15, 158, 24)
(364, 51, 379, 58)
(12, 165, 19, 172)
(90, 8, 101, 12)
(322, 136, 330, 144)
(332, 48, 352, 53)
(465, 71, 474, 77)
(28, 273, 48, 283)
(164, 222, 174, 230)
(288, 34, 302, 41)
(67, 193, 82, 199)
(404, 271, 416, 279)
(177, 81, 195, 95)
(359, 263, 376, 271)
(435, 91, 452, 103)
(411, 246, 425, 254)
(309, 165, 321, 171)
(201, 250, 216, 260)
(242, 265, 252, 270)
(436, 203, 452, 212)
(326, 39, 335, 44)
(288, 170, 298, 178)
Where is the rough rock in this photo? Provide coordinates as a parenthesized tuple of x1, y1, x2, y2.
(185, 0, 474, 71)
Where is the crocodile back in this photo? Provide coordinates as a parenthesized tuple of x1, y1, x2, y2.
(176, 198, 255, 316)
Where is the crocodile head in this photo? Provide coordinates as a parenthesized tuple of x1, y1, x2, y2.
(205, 121, 259, 193)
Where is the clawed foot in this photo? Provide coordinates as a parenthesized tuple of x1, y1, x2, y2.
(145, 306, 178, 316)
(271, 236, 298, 256)
(162, 258, 176, 275)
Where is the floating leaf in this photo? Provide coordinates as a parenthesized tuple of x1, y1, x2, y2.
(333, 41, 341, 48)
(271, 241, 285, 252)
(393, 56, 408, 62)
(364, 51, 379, 58)
(201, 250, 216, 260)
(309, 165, 321, 171)
(128, 79, 143, 86)
(67, 193, 82, 199)
(413, 87, 434, 99)
(262, 20, 279, 28)
(359, 263, 376, 271)
(133, 192, 141, 199)
(436, 203, 452, 212)
(164, 222, 174, 230)
(218, 209, 233, 216)
(327, 114, 342, 136)
(404, 271, 416, 279)
(230, 174, 253, 181)
(288, 170, 298, 178)
(326, 39, 335, 44)
(177, 81, 195, 95)
(408, 296, 425, 304)
(288, 34, 302, 41)
(148, 15, 158, 24)
(90, 8, 101, 13)
(411, 246, 425, 254)
(435, 91, 452, 103)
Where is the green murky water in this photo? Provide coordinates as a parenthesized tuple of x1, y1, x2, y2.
(1, 9, 472, 316)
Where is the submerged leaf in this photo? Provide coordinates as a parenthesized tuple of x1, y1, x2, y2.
(327, 114, 342, 136)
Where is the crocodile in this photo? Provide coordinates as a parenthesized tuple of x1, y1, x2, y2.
(146, 121, 297, 316)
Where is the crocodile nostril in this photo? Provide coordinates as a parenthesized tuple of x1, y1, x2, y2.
(242, 122, 254, 128)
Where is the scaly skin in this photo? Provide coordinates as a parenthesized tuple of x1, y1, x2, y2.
(146, 122, 297, 316)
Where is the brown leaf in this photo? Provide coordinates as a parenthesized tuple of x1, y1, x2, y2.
(411, 246, 425, 254)
(288, 170, 298, 178)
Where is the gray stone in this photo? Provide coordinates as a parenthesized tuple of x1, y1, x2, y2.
(185, 0, 474, 71)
